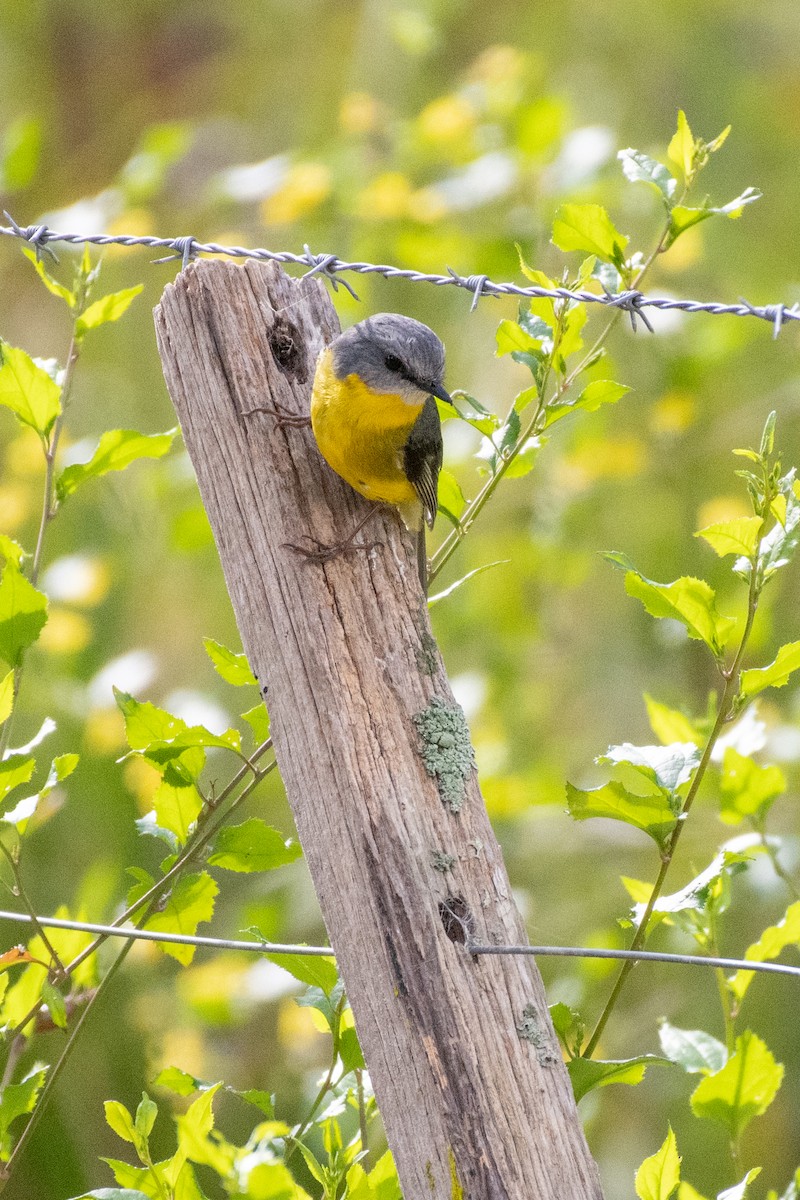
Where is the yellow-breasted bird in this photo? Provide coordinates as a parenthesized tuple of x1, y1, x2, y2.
(308, 314, 452, 589)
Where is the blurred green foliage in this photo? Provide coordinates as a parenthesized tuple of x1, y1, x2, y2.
(2, 1, 800, 1197)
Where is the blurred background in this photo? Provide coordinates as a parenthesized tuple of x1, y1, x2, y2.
(1, 0, 800, 1196)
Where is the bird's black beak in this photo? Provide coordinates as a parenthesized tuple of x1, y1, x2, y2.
(430, 381, 453, 405)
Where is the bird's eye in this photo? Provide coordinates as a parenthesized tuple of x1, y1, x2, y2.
(384, 354, 403, 373)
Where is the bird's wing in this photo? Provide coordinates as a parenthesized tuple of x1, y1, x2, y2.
(403, 396, 444, 530)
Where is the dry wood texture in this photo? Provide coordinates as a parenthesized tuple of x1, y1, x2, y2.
(154, 260, 603, 1200)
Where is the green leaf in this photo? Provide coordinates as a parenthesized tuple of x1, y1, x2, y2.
(0, 561, 48, 667)
(0, 1063, 47, 1157)
(695, 517, 762, 559)
(241, 703, 270, 744)
(134, 1094, 157, 1145)
(668, 110, 695, 179)
(635, 1126, 681, 1200)
(566, 780, 678, 851)
(667, 190, 761, 247)
(0, 538, 25, 568)
(21, 248, 75, 306)
(436, 468, 466, 525)
(57, 428, 177, 501)
(208, 819, 302, 872)
(41, 978, 67, 1029)
(75, 286, 143, 338)
(644, 696, 700, 746)
(340, 1025, 365, 1073)
(236, 1088, 275, 1117)
(495, 319, 544, 357)
(142, 872, 218, 964)
(659, 1023, 727, 1075)
(266, 952, 338, 996)
(0, 756, 36, 807)
(428, 560, 509, 607)
(202, 638, 256, 687)
(691, 1031, 783, 1138)
(346, 1151, 402, 1200)
(740, 641, 800, 699)
(719, 748, 785, 825)
(0, 669, 14, 726)
(568, 1054, 669, 1102)
(555, 303, 586, 365)
(154, 1066, 204, 1096)
(175, 1082, 222, 1162)
(153, 779, 203, 844)
(552, 203, 629, 265)
(0, 342, 61, 437)
(549, 1001, 585, 1057)
(750, 476, 800, 582)
(104, 1100, 137, 1144)
(729, 899, 800, 1003)
(630, 847, 753, 923)
(598, 741, 699, 794)
(618, 148, 677, 203)
(623, 568, 736, 658)
(115, 689, 186, 750)
(545, 379, 629, 428)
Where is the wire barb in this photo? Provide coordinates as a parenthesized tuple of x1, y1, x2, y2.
(301, 244, 360, 300)
(3, 212, 58, 263)
(601, 287, 654, 333)
(153, 234, 199, 271)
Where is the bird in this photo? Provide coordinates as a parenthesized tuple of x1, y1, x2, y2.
(302, 313, 452, 590)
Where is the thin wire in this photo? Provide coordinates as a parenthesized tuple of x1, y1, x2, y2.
(0, 910, 796, 978)
(2, 216, 799, 335)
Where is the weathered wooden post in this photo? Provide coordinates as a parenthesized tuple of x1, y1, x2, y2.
(155, 259, 603, 1200)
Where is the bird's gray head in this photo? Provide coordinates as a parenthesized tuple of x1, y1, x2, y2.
(331, 314, 451, 406)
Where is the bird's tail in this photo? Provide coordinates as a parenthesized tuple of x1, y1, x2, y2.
(416, 528, 428, 595)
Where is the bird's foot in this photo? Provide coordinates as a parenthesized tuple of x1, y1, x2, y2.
(247, 403, 311, 429)
(284, 534, 383, 564)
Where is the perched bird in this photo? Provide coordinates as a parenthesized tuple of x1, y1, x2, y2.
(307, 314, 452, 589)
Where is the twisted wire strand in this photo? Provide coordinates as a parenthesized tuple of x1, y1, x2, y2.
(2, 216, 799, 336)
(0, 909, 796, 979)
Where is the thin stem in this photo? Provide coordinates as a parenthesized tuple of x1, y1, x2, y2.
(584, 511, 767, 1059)
(287, 991, 347, 1162)
(429, 217, 673, 586)
(0, 839, 65, 975)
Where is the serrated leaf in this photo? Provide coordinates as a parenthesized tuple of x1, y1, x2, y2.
(644, 696, 700, 746)
(236, 1088, 274, 1116)
(154, 1066, 203, 1096)
(75, 285, 143, 337)
(241, 703, 270, 744)
(729, 899, 800, 1003)
(495, 319, 543, 357)
(719, 748, 784, 825)
(0, 561, 48, 667)
(566, 780, 678, 850)
(57, 428, 177, 501)
(635, 1126, 681, 1200)
(266, 952, 338, 996)
(552, 203, 629, 265)
(630, 847, 753, 923)
(436, 468, 466, 524)
(618, 148, 677, 203)
(695, 517, 762, 559)
(549, 1001, 585, 1056)
(104, 1100, 137, 1144)
(544, 379, 629, 427)
(0, 756, 36, 807)
(740, 641, 800, 699)
(153, 779, 203, 844)
(659, 1024, 727, 1075)
(556, 303, 586, 363)
(667, 190, 761, 247)
(21, 248, 75, 306)
(568, 1054, 669, 1102)
(0, 342, 61, 438)
(115, 689, 186, 750)
(691, 1031, 783, 1139)
(0, 1063, 48, 1158)
(202, 638, 256, 686)
(599, 741, 699, 794)
(208, 819, 302, 872)
(0, 537, 25, 568)
(623, 569, 736, 658)
(142, 872, 218, 964)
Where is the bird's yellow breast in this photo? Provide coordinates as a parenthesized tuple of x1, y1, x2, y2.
(310, 346, 424, 518)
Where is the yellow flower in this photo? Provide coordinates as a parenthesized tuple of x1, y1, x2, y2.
(261, 163, 332, 226)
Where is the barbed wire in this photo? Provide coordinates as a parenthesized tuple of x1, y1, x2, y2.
(0, 909, 796, 980)
(2, 214, 799, 336)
